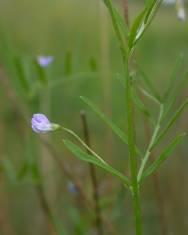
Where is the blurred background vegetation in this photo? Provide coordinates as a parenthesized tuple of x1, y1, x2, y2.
(0, 0, 188, 235)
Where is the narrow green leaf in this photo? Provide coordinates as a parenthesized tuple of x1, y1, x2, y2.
(137, 104, 164, 182)
(139, 87, 161, 106)
(128, 0, 162, 51)
(103, 0, 129, 37)
(63, 139, 130, 186)
(132, 88, 153, 124)
(162, 70, 188, 120)
(128, 9, 146, 50)
(137, 66, 161, 101)
(80, 96, 128, 144)
(80, 96, 143, 158)
(62, 127, 106, 163)
(142, 0, 163, 36)
(113, 6, 129, 37)
(103, 0, 128, 53)
(163, 54, 184, 101)
(142, 133, 185, 180)
(162, 54, 187, 120)
(152, 99, 188, 150)
(144, 0, 161, 23)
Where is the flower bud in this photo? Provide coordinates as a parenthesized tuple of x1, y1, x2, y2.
(31, 114, 59, 133)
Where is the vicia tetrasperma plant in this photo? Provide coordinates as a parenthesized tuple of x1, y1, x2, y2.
(32, 1, 188, 235)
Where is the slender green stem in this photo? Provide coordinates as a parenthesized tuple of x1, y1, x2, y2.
(62, 127, 106, 163)
(124, 61, 142, 235)
(106, 0, 143, 231)
(137, 104, 164, 182)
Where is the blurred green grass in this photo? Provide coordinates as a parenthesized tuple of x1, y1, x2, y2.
(0, 1, 188, 235)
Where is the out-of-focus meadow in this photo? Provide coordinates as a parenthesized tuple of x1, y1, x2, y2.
(0, 0, 188, 234)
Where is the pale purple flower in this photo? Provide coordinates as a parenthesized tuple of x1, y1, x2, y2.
(37, 55, 54, 67)
(31, 114, 60, 133)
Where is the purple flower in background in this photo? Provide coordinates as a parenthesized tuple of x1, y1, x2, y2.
(37, 55, 54, 67)
(67, 181, 78, 195)
(31, 114, 60, 133)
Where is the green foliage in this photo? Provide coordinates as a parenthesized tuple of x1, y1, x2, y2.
(1, 0, 188, 234)
(80, 96, 128, 144)
(80, 96, 142, 157)
(162, 54, 188, 119)
(63, 139, 130, 186)
(132, 88, 153, 124)
(152, 99, 188, 150)
(142, 133, 185, 180)
(103, 0, 128, 53)
(128, 0, 163, 53)
(62, 2, 187, 234)
(136, 65, 161, 101)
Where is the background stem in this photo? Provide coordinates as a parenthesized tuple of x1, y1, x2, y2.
(123, 0, 129, 26)
(80, 110, 104, 235)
